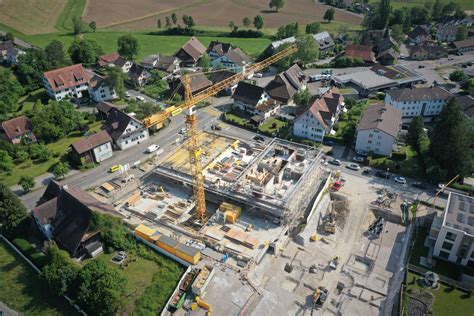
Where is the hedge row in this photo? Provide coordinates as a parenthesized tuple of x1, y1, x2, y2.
(12, 238, 49, 268)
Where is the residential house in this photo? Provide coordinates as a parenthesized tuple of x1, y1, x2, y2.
(436, 24, 459, 42)
(211, 70, 238, 95)
(376, 36, 398, 54)
(233, 81, 279, 120)
(207, 41, 233, 60)
(6, 47, 25, 65)
(384, 87, 452, 122)
(1, 116, 36, 144)
(211, 47, 251, 73)
(265, 64, 306, 104)
(87, 71, 117, 102)
(312, 32, 335, 55)
(376, 48, 399, 65)
(453, 39, 474, 53)
(32, 181, 121, 258)
(102, 108, 149, 150)
(344, 45, 376, 64)
(174, 36, 206, 66)
(142, 55, 159, 69)
(43, 64, 90, 101)
(429, 192, 473, 268)
(155, 55, 180, 73)
(409, 45, 446, 60)
(408, 26, 432, 45)
(261, 36, 296, 58)
(130, 64, 151, 87)
(455, 95, 474, 118)
(355, 104, 401, 157)
(293, 87, 345, 142)
(70, 130, 113, 165)
(96, 101, 118, 120)
(0, 40, 14, 63)
(169, 73, 212, 98)
(98, 52, 133, 73)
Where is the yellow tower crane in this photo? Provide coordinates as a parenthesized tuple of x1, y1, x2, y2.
(142, 44, 298, 223)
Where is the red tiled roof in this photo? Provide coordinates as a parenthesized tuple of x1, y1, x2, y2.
(98, 52, 120, 67)
(44, 64, 90, 92)
(71, 130, 112, 154)
(344, 45, 375, 63)
(1, 116, 34, 140)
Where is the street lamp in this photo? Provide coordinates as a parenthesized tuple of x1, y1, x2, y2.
(386, 168, 390, 180)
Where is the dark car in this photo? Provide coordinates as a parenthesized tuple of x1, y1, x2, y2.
(375, 171, 390, 179)
(323, 139, 334, 146)
(211, 124, 222, 131)
(412, 182, 427, 189)
(253, 135, 265, 142)
(418, 65, 425, 69)
(362, 169, 370, 175)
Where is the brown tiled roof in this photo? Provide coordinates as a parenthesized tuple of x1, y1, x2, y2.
(224, 48, 251, 66)
(71, 130, 112, 154)
(177, 36, 206, 62)
(210, 70, 236, 84)
(453, 39, 474, 49)
(207, 41, 232, 57)
(408, 26, 430, 40)
(1, 116, 34, 140)
(266, 64, 306, 102)
(357, 104, 401, 137)
(344, 45, 375, 63)
(102, 108, 144, 142)
(455, 95, 474, 117)
(96, 101, 116, 114)
(156, 55, 179, 72)
(298, 87, 343, 128)
(409, 45, 446, 57)
(255, 99, 281, 112)
(44, 64, 89, 92)
(33, 197, 58, 225)
(387, 87, 452, 102)
(98, 52, 120, 67)
(178, 72, 212, 93)
(87, 71, 105, 90)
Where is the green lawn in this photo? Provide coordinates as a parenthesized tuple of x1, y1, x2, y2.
(0, 240, 78, 315)
(406, 272, 474, 316)
(15, 89, 47, 115)
(369, 146, 424, 179)
(55, 0, 88, 32)
(225, 112, 250, 125)
(259, 118, 287, 133)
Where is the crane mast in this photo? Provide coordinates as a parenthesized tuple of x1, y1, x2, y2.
(145, 44, 298, 224)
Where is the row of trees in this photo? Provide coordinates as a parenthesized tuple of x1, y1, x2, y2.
(156, 13, 196, 31)
(228, 15, 265, 32)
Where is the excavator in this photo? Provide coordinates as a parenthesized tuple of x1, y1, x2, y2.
(140, 44, 298, 224)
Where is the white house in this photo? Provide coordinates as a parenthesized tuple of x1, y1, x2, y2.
(70, 130, 113, 164)
(233, 81, 274, 119)
(429, 193, 473, 268)
(293, 87, 345, 142)
(355, 104, 401, 157)
(130, 64, 152, 87)
(88, 71, 117, 102)
(102, 108, 149, 150)
(384, 87, 452, 122)
(436, 24, 458, 43)
(207, 41, 233, 60)
(43, 64, 90, 101)
(212, 48, 251, 73)
(98, 52, 133, 73)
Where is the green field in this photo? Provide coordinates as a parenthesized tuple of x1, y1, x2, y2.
(0, 240, 78, 315)
(369, 0, 474, 10)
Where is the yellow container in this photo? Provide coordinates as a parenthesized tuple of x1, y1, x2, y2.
(225, 211, 238, 224)
(135, 224, 157, 242)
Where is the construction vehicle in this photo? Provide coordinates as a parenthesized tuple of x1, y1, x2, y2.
(141, 44, 298, 224)
(313, 286, 328, 306)
(323, 210, 336, 234)
(193, 296, 212, 315)
(329, 256, 339, 270)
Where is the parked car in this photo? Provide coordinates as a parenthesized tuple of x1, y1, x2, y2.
(329, 159, 342, 166)
(331, 181, 344, 191)
(254, 73, 263, 78)
(347, 163, 360, 171)
(375, 171, 390, 179)
(418, 65, 425, 68)
(352, 156, 364, 163)
(179, 128, 187, 135)
(136, 95, 146, 102)
(211, 124, 222, 131)
(323, 139, 334, 146)
(253, 135, 265, 142)
(394, 176, 406, 184)
(362, 169, 370, 176)
(356, 150, 368, 157)
(412, 182, 427, 189)
(125, 91, 131, 98)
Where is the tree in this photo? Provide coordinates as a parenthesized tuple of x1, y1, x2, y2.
(68, 39, 104, 66)
(15, 150, 29, 163)
(182, 15, 195, 30)
(242, 17, 251, 28)
(73, 260, 127, 315)
(157, 18, 162, 29)
(449, 70, 467, 83)
(37, 146, 52, 162)
(229, 20, 236, 31)
(165, 16, 171, 28)
(456, 26, 468, 41)
(198, 54, 211, 72)
(0, 150, 14, 174)
(391, 24, 405, 44)
(305, 22, 321, 34)
(296, 34, 320, 66)
(42, 244, 79, 295)
(0, 183, 28, 238)
(53, 162, 70, 179)
(15, 48, 50, 92)
(269, 0, 285, 12)
(323, 8, 336, 23)
(253, 15, 264, 30)
(19, 176, 35, 193)
(89, 21, 97, 32)
(117, 35, 139, 60)
(276, 22, 298, 39)
(407, 116, 424, 150)
(409, 7, 430, 25)
(171, 12, 178, 25)
(3, 32, 14, 41)
(293, 88, 311, 106)
(342, 122, 356, 144)
(0, 68, 24, 119)
(461, 78, 474, 94)
(376, 0, 391, 29)
(72, 16, 83, 35)
(432, 0, 443, 21)
(430, 98, 473, 179)
(45, 40, 69, 68)
(390, 8, 407, 26)
(105, 67, 125, 98)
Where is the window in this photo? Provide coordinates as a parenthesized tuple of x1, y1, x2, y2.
(376, 142, 381, 145)
(378, 135, 382, 139)
(368, 140, 372, 144)
(369, 134, 373, 138)
(439, 250, 450, 259)
(442, 241, 453, 251)
(446, 232, 456, 241)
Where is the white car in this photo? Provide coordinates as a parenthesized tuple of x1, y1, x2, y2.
(346, 163, 360, 171)
(179, 128, 187, 135)
(356, 150, 368, 157)
(125, 91, 131, 98)
(394, 176, 407, 184)
(136, 95, 145, 102)
(146, 144, 160, 153)
(254, 73, 263, 78)
(352, 156, 364, 163)
(329, 159, 342, 166)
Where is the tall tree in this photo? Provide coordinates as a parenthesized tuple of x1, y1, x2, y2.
(305, 22, 321, 34)
(89, 21, 97, 32)
(73, 260, 127, 315)
(53, 162, 70, 179)
(18, 175, 35, 193)
(157, 18, 162, 29)
(253, 15, 264, 30)
(391, 24, 405, 44)
(198, 54, 211, 72)
(449, 70, 467, 82)
(431, 0, 443, 21)
(407, 115, 424, 150)
(171, 13, 178, 25)
(45, 40, 69, 68)
(0, 68, 24, 119)
(105, 67, 125, 98)
(376, 0, 391, 29)
(461, 78, 474, 94)
(182, 15, 195, 30)
(117, 35, 139, 60)
(15, 48, 50, 92)
(456, 26, 468, 41)
(269, 0, 285, 12)
(229, 20, 236, 31)
(68, 39, 104, 66)
(296, 34, 320, 66)
(293, 88, 311, 106)
(165, 16, 171, 28)
(323, 8, 336, 23)
(430, 98, 473, 179)
(42, 245, 80, 295)
(0, 150, 14, 174)
(242, 17, 251, 28)
(72, 16, 83, 35)
(0, 183, 28, 238)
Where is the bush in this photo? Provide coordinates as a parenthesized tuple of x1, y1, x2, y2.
(13, 238, 49, 268)
(323, 134, 344, 144)
(228, 29, 263, 38)
(392, 148, 407, 161)
(451, 183, 474, 195)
